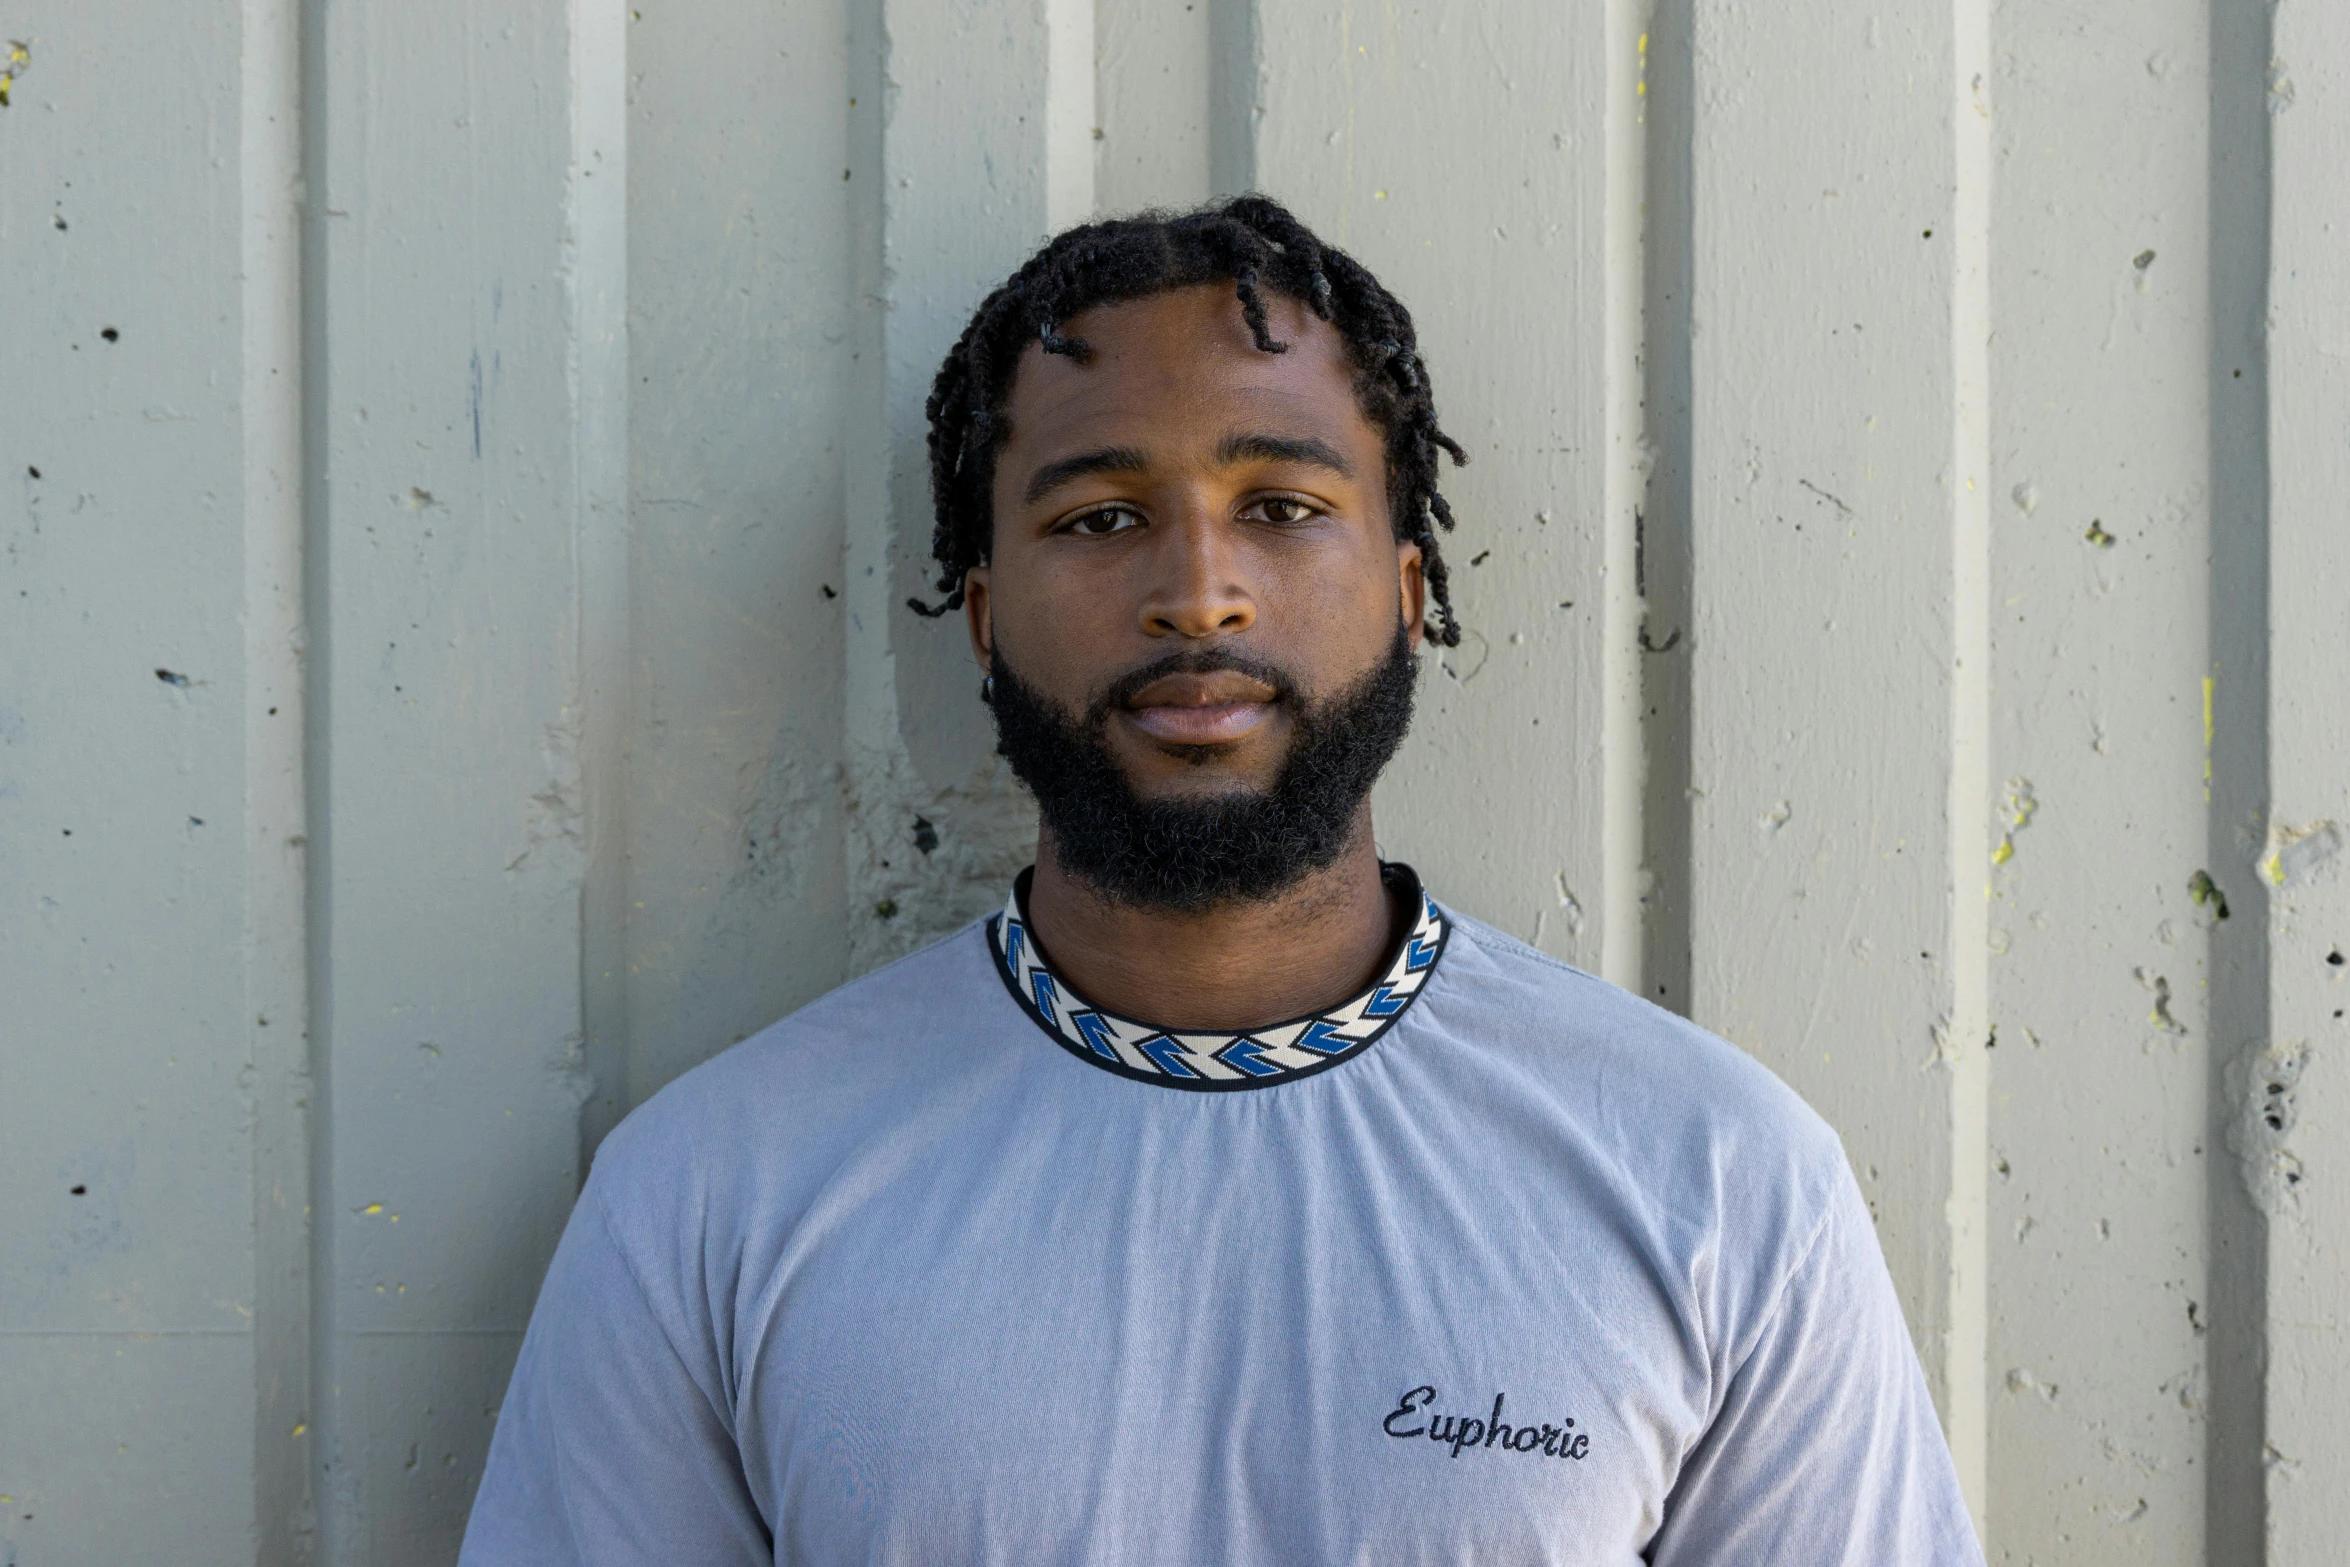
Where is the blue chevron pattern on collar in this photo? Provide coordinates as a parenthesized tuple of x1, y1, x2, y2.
(986, 864, 1449, 1092)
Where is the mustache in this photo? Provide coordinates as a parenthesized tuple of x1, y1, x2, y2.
(1087, 646, 1302, 724)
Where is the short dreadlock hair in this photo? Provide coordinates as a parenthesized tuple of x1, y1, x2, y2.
(908, 193, 1469, 646)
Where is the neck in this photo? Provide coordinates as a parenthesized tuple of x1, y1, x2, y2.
(1021, 809, 1405, 1031)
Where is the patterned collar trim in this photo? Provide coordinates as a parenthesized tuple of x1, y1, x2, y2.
(986, 864, 1449, 1092)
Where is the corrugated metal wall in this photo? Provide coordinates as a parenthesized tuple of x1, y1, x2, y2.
(4, 0, 2346, 1561)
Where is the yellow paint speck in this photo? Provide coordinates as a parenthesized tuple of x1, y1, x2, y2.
(292, 1423, 308, 1438)
(1373, 190, 1387, 200)
(2202, 675, 2215, 749)
(0, 41, 27, 109)
(1639, 32, 1648, 52)
(1992, 837, 2014, 866)
(362, 1203, 383, 1215)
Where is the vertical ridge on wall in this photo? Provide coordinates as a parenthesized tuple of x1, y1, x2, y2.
(1093, 0, 1210, 211)
(572, 0, 632, 1178)
(2206, 0, 2274, 1550)
(1207, 0, 1259, 197)
(1, 7, 286, 1556)
(2262, 2, 2350, 1555)
(1089, 0, 1256, 211)
(298, 0, 339, 1553)
(1945, 0, 1992, 1524)
(1635, 0, 1695, 1019)
(618, 0, 856, 1113)
(1093, 0, 1253, 213)
(306, 3, 631, 1554)
(242, 0, 314, 1555)
(839, 0, 1061, 977)
(1685, 0, 1970, 1433)
(1598, 0, 1650, 996)
(1044, 0, 1096, 232)
(1988, 0, 2231, 1551)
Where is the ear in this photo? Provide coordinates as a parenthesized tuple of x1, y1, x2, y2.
(1397, 540, 1426, 652)
(963, 564, 995, 671)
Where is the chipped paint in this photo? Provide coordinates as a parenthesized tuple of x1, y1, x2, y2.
(0, 39, 27, 107)
(2257, 819, 2341, 889)
(2230, 1039, 2310, 1216)
(1991, 778, 2036, 865)
(2135, 967, 2188, 1036)
(843, 747, 1035, 973)
(2189, 870, 2232, 923)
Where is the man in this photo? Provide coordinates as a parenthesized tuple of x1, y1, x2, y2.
(461, 196, 1982, 1564)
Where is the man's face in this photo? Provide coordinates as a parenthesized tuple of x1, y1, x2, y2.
(965, 283, 1424, 803)
(962, 282, 1428, 911)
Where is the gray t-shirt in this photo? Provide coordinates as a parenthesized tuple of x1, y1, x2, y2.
(461, 870, 1982, 1565)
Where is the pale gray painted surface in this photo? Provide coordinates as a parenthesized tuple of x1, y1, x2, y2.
(2263, 2, 2350, 1553)
(304, 4, 626, 1559)
(3, 7, 279, 1561)
(1986, 5, 2231, 1548)
(3, 1, 2346, 1562)
(618, 0, 852, 1126)
(1686, 3, 1992, 1496)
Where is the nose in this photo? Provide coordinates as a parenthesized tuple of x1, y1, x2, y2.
(1138, 507, 1256, 639)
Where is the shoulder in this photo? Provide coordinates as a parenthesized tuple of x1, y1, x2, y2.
(585, 919, 1022, 1222)
(1413, 909, 1856, 1320)
(1430, 910, 1847, 1184)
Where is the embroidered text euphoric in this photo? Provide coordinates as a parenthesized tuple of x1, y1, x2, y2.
(1382, 1387, 1591, 1461)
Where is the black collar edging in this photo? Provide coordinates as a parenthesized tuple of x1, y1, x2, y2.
(985, 863, 1449, 1092)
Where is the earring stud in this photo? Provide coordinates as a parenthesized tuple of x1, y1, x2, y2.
(980, 674, 995, 704)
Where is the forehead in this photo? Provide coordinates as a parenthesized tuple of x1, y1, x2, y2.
(999, 283, 1369, 453)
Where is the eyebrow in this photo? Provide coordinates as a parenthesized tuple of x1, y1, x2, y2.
(1022, 446, 1149, 505)
(1020, 431, 1357, 507)
(1215, 431, 1354, 478)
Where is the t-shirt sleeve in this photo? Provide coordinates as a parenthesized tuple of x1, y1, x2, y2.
(1645, 1165, 1985, 1567)
(458, 1184, 771, 1567)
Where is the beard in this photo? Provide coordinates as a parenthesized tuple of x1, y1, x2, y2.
(987, 622, 1419, 913)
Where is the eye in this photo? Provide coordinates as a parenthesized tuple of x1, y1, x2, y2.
(1245, 495, 1323, 525)
(1063, 505, 1143, 536)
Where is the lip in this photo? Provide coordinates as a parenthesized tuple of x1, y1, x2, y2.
(1124, 701, 1275, 745)
(1121, 670, 1281, 746)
